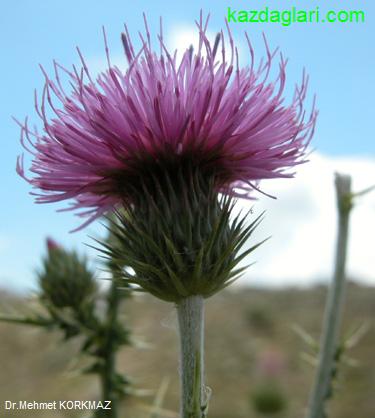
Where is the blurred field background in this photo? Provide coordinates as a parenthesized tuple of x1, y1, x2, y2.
(1, 283, 374, 418)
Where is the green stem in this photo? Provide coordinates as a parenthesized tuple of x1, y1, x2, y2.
(306, 173, 352, 418)
(98, 277, 121, 418)
(177, 295, 208, 418)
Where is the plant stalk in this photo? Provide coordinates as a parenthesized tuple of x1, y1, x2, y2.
(177, 295, 207, 418)
(306, 173, 352, 418)
(98, 277, 121, 418)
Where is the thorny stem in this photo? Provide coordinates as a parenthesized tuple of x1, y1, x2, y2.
(177, 295, 209, 418)
(97, 276, 121, 418)
(306, 173, 352, 418)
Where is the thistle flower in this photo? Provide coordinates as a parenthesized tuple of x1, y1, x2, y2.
(257, 349, 286, 378)
(17, 14, 316, 228)
(17, 14, 316, 418)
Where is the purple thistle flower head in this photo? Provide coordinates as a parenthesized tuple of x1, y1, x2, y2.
(17, 13, 317, 229)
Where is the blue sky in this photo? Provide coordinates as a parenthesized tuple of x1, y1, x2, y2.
(1, 0, 374, 291)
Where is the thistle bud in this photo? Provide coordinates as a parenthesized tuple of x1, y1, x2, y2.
(251, 384, 287, 415)
(46, 237, 61, 252)
(39, 238, 97, 309)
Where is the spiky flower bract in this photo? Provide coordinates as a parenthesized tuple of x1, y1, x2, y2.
(39, 238, 97, 309)
(17, 14, 316, 227)
(101, 169, 266, 302)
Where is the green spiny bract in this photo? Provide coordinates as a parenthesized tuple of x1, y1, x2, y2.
(100, 164, 265, 303)
(39, 245, 97, 310)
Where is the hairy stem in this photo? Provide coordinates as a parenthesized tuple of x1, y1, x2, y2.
(306, 173, 352, 418)
(177, 295, 208, 418)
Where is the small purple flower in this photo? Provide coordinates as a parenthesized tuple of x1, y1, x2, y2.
(17, 14, 316, 228)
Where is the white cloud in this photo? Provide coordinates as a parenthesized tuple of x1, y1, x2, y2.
(167, 25, 204, 53)
(238, 153, 375, 287)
